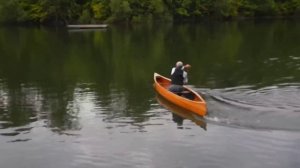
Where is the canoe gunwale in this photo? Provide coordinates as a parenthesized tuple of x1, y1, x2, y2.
(154, 73, 205, 104)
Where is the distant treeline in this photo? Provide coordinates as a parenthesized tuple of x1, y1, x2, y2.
(0, 0, 300, 25)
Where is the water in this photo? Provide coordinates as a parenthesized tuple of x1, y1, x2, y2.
(1, 21, 300, 168)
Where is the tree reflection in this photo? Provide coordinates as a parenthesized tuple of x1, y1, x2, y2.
(1, 21, 300, 133)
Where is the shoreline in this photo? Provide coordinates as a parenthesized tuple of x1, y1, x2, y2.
(1, 16, 300, 27)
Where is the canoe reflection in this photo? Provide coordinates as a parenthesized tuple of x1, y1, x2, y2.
(156, 95, 207, 130)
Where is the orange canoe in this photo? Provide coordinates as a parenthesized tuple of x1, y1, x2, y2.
(153, 73, 207, 116)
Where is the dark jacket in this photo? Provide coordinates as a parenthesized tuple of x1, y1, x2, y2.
(171, 67, 184, 85)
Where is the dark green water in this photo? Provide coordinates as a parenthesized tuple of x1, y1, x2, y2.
(1, 21, 300, 168)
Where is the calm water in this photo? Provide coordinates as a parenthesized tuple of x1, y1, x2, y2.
(1, 21, 300, 168)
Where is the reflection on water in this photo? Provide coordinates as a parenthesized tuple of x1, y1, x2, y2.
(1, 21, 300, 168)
(0, 83, 155, 134)
(156, 94, 207, 130)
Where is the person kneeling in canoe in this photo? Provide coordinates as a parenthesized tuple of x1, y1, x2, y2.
(168, 61, 191, 96)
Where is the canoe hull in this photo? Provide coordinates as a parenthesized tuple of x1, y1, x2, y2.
(153, 73, 207, 116)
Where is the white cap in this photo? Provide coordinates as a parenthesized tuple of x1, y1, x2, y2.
(176, 61, 183, 67)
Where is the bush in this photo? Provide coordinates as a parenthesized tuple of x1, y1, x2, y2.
(0, 0, 23, 23)
(79, 9, 91, 23)
(108, 0, 131, 22)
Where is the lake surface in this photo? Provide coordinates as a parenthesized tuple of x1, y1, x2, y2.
(1, 21, 300, 168)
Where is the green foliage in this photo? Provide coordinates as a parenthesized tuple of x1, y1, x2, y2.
(213, 0, 239, 18)
(18, 2, 48, 23)
(238, 0, 257, 17)
(91, 0, 110, 21)
(165, 0, 212, 19)
(0, 0, 23, 23)
(41, 0, 80, 24)
(252, 0, 277, 15)
(108, 0, 132, 22)
(151, 0, 165, 15)
(0, 0, 300, 24)
(175, 0, 192, 16)
(0, 0, 80, 24)
(276, 0, 300, 15)
(91, 1, 105, 20)
(78, 9, 91, 23)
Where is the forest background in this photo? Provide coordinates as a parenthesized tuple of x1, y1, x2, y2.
(0, 0, 300, 25)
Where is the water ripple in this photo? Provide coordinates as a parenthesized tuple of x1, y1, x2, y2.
(201, 83, 300, 131)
